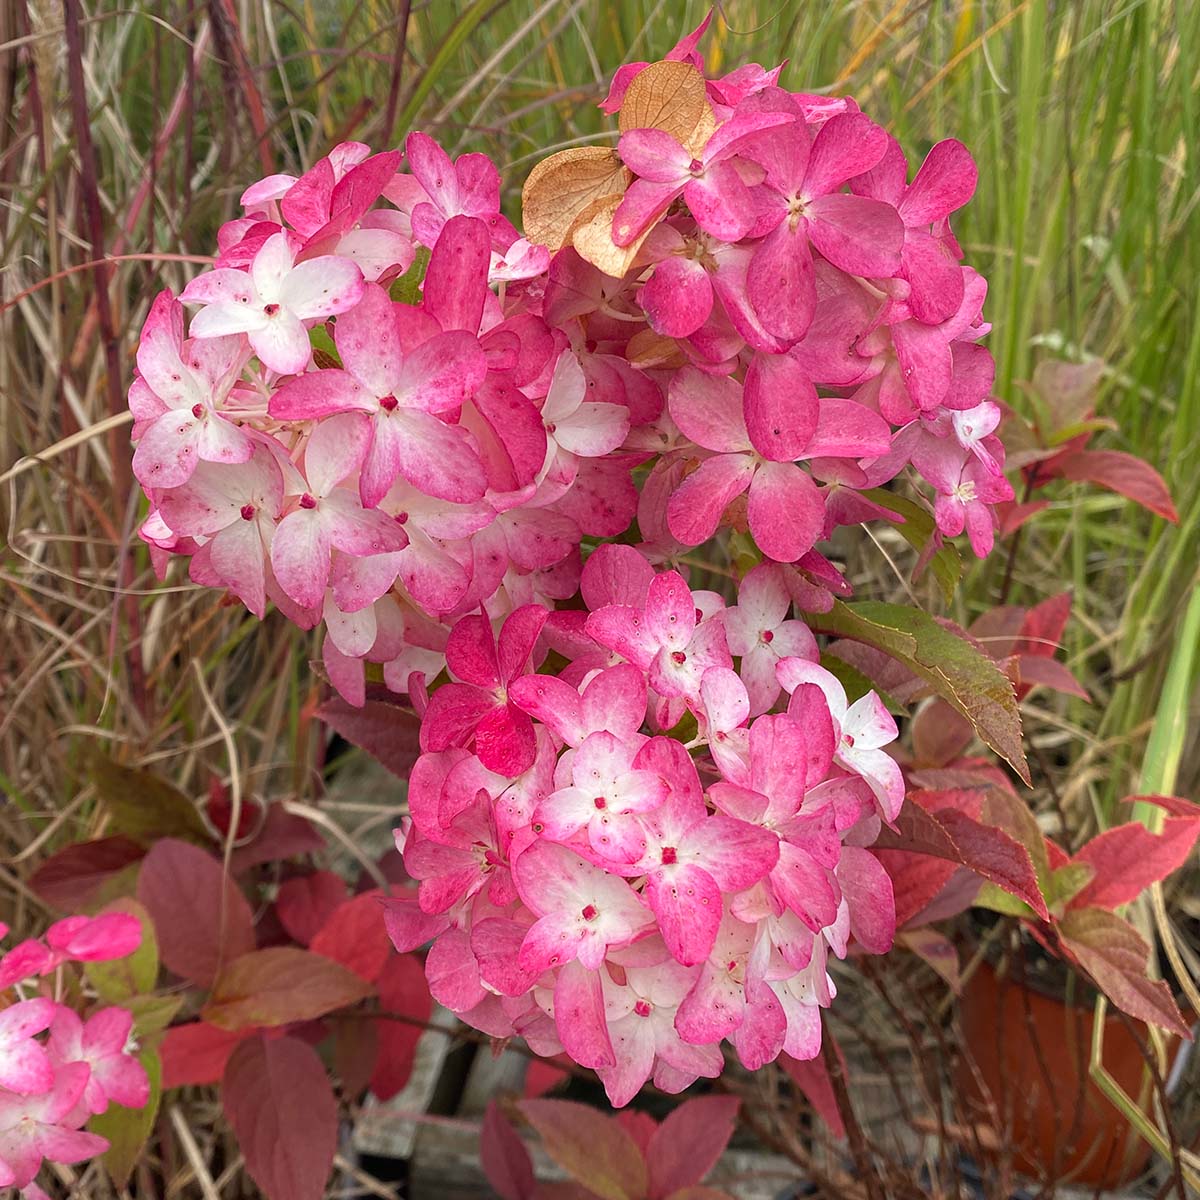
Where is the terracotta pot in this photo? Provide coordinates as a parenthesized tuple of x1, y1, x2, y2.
(956, 957, 1183, 1188)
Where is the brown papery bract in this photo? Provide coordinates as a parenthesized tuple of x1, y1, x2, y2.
(521, 147, 631, 252)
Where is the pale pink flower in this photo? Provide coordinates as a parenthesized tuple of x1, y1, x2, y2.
(47, 1008, 150, 1118)
(180, 232, 363, 375)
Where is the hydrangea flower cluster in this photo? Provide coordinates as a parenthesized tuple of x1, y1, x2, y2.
(128, 17, 1009, 1105)
(384, 548, 899, 1104)
(0, 914, 149, 1197)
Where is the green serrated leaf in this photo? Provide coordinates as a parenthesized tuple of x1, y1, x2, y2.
(85, 899, 159, 1002)
(91, 1047, 161, 1188)
(390, 244, 431, 306)
(974, 881, 1035, 918)
(1048, 862, 1095, 911)
(125, 993, 183, 1044)
(309, 324, 341, 368)
(860, 487, 963, 603)
(90, 751, 210, 846)
(821, 652, 904, 714)
(813, 600, 1029, 783)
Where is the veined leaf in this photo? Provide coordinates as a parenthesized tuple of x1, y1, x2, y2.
(814, 600, 1029, 782)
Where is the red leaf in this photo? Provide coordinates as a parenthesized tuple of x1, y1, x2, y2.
(909, 700, 973, 768)
(1057, 908, 1191, 1037)
(518, 1099, 648, 1200)
(1017, 591, 1072, 658)
(370, 953, 431, 1100)
(310, 894, 391, 982)
(223, 1034, 338, 1200)
(1016, 655, 1089, 700)
(897, 928, 961, 992)
(161, 1021, 251, 1089)
(202, 947, 374, 1030)
(137, 839, 256, 987)
(276, 872, 347, 945)
(30, 837, 145, 910)
(780, 1052, 845, 1138)
(523, 1056, 572, 1098)
(481, 1101, 536, 1200)
(316, 696, 422, 779)
(935, 808, 1049, 920)
(646, 1095, 739, 1198)
(997, 499, 1050, 537)
(229, 803, 325, 874)
(1056, 449, 1178, 522)
(1122, 793, 1200, 819)
(332, 1017, 379, 1098)
(1070, 819, 1200, 911)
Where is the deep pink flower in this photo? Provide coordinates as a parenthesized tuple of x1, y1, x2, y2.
(0, 1000, 55, 1095)
(851, 137, 977, 324)
(420, 605, 549, 776)
(740, 111, 904, 341)
(47, 1007, 150, 1118)
(270, 282, 488, 506)
(910, 437, 1014, 557)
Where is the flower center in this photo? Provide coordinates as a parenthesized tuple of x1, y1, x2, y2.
(299, 492, 318, 509)
(239, 503, 256, 521)
(953, 480, 978, 504)
(634, 1000, 652, 1018)
(761, 629, 774, 644)
(191, 403, 205, 419)
(688, 158, 704, 177)
(661, 846, 677, 865)
(581, 904, 598, 922)
(263, 303, 280, 317)
(593, 797, 607, 810)
(380, 394, 399, 412)
(671, 650, 687, 665)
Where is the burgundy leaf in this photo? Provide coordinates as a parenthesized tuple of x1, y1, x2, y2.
(224, 1034, 338, 1200)
(161, 1021, 251, 1089)
(1056, 449, 1178, 523)
(518, 1099, 648, 1200)
(646, 1095, 739, 1198)
(780, 1051, 845, 1138)
(481, 1101, 536, 1200)
(137, 839, 256, 987)
(202, 947, 373, 1030)
(316, 696, 422, 780)
(1057, 909, 1190, 1037)
(310, 894, 391, 982)
(275, 871, 347, 945)
(228, 803, 325, 873)
(371, 953, 431, 1100)
(30, 836, 145, 910)
(934, 808, 1049, 920)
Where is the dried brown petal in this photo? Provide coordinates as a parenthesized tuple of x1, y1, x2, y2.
(569, 194, 655, 279)
(618, 60, 713, 151)
(521, 147, 631, 252)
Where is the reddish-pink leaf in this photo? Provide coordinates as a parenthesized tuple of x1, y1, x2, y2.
(228, 803, 325, 874)
(161, 1021, 252, 1089)
(1017, 655, 1089, 699)
(332, 1017, 379, 1098)
(934, 808, 1049, 920)
(1056, 449, 1178, 522)
(1057, 908, 1191, 1037)
(202, 947, 374, 1031)
(276, 872, 347, 945)
(523, 1057, 572, 1098)
(646, 1095, 739, 1198)
(481, 1101, 536, 1200)
(780, 1052, 845, 1138)
(137, 839, 256, 987)
(518, 1099, 648, 1200)
(1122, 793, 1200, 819)
(30, 836, 145, 910)
(224, 1034, 338, 1200)
(316, 695, 422, 779)
(310, 894, 391, 982)
(1070, 819, 1200, 911)
(996, 499, 1050, 537)
(910, 700, 973, 767)
(371, 953, 431, 1100)
(1017, 591, 1072, 658)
